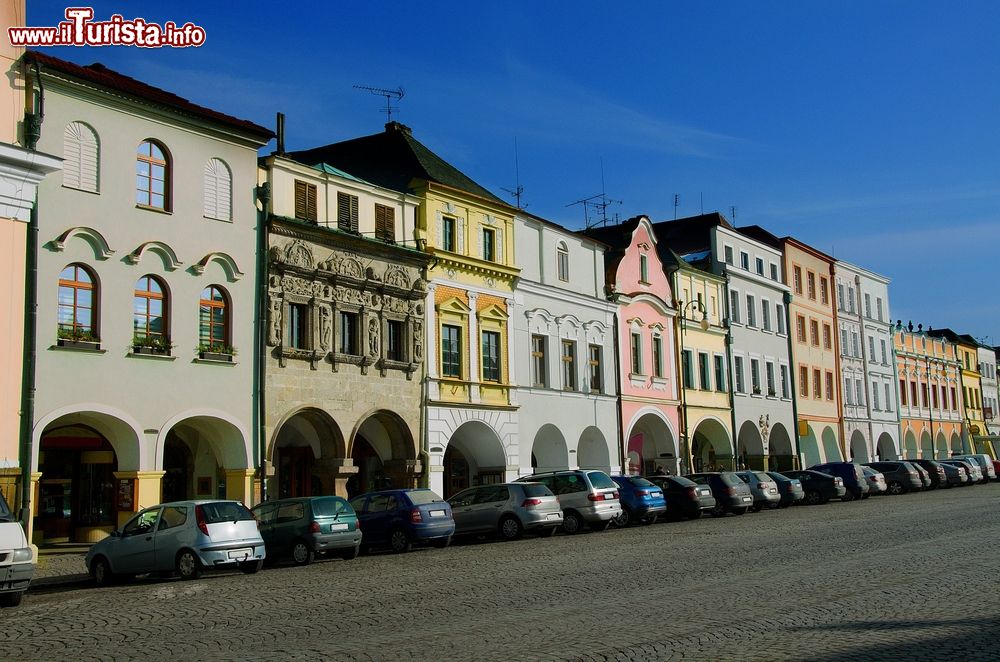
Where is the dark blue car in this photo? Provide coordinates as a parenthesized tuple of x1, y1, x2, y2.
(610, 476, 667, 526)
(348, 489, 454, 553)
(809, 462, 869, 501)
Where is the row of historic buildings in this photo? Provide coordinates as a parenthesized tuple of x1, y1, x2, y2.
(2, 49, 997, 545)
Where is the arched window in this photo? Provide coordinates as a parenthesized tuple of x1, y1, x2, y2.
(136, 140, 170, 210)
(203, 157, 232, 221)
(199, 286, 230, 351)
(58, 264, 98, 340)
(556, 242, 569, 282)
(63, 121, 99, 192)
(134, 275, 168, 346)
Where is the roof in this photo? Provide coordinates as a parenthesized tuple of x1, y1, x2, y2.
(24, 50, 273, 140)
(286, 122, 507, 205)
(311, 162, 372, 186)
(579, 216, 644, 286)
(927, 328, 983, 348)
(651, 212, 733, 255)
(739, 224, 835, 263)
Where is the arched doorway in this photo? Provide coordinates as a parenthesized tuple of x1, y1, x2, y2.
(162, 435, 193, 503)
(626, 413, 676, 475)
(578, 426, 612, 472)
(904, 431, 919, 459)
(691, 418, 733, 472)
(935, 433, 948, 458)
(737, 420, 764, 470)
(443, 421, 506, 498)
(876, 433, 897, 460)
(849, 430, 869, 462)
(348, 410, 417, 498)
(800, 424, 821, 467)
(531, 424, 569, 473)
(270, 408, 345, 499)
(821, 427, 842, 462)
(768, 423, 795, 471)
(160, 416, 249, 502)
(920, 431, 934, 459)
(950, 433, 963, 455)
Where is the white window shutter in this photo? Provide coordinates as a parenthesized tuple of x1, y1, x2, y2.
(204, 158, 232, 221)
(496, 227, 504, 263)
(437, 214, 443, 248)
(457, 217, 466, 253)
(63, 121, 99, 192)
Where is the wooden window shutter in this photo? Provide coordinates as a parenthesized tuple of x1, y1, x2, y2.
(350, 195, 359, 233)
(338, 192, 359, 232)
(375, 204, 395, 241)
(295, 180, 317, 221)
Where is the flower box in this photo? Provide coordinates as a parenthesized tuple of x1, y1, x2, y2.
(57, 338, 100, 350)
(199, 351, 233, 362)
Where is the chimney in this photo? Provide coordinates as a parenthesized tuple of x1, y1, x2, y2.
(276, 112, 285, 155)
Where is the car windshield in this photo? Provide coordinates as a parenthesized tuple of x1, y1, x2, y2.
(521, 483, 553, 497)
(200, 501, 254, 523)
(627, 477, 657, 488)
(587, 472, 617, 489)
(0, 491, 12, 521)
(312, 497, 350, 518)
(406, 490, 444, 505)
(768, 473, 790, 483)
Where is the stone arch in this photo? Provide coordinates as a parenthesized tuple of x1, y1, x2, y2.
(49, 226, 115, 260)
(347, 409, 418, 496)
(159, 412, 250, 503)
(191, 251, 244, 281)
(578, 426, 612, 472)
(950, 433, 964, 454)
(33, 404, 144, 472)
(531, 424, 569, 473)
(904, 430, 919, 459)
(737, 420, 764, 470)
(919, 430, 934, 459)
(876, 432, 898, 460)
(821, 426, 842, 462)
(692, 417, 733, 472)
(800, 424, 821, 467)
(444, 420, 507, 498)
(126, 240, 183, 270)
(625, 408, 678, 475)
(849, 429, 870, 462)
(269, 407, 346, 498)
(935, 432, 948, 457)
(768, 423, 795, 471)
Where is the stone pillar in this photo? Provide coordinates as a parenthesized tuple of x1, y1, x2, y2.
(426, 285, 440, 400)
(468, 292, 480, 402)
(315, 457, 358, 497)
(224, 469, 256, 506)
(112, 470, 165, 528)
(383, 458, 422, 489)
(505, 297, 517, 405)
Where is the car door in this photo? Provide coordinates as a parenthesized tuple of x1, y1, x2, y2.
(472, 486, 509, 531)
(152, 505, 190, 570)
(252, 503, 277, 549)
(362, 494, 391, 544)
(448, 488, 480, 534)
(114, 507, 162, 573)
(274, 501, 305, 553)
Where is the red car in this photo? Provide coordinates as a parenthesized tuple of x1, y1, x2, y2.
(993, 459, 1000, 478)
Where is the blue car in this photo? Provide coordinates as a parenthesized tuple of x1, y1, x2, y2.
(610, 476, 667, 526)
(347, 489, 454, 554)
(809, 462, 869, 501)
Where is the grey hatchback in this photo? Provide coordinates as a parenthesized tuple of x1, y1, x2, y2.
(448, 483, 563, 540)
(252, 496, 361, 565)
(515, 470, 621, 534)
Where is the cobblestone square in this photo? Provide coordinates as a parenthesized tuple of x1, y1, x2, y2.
(4, 486, 999, 661)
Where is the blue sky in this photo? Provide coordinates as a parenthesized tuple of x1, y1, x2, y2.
(26, 2, 1000, 340)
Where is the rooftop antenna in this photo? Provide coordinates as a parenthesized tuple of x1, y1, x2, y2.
(700, 192, 704, 214)
(673, 194, 680, 219)
(568, 162, 621, 229)
(729, 206, 737, 222)
(353, 84, 405, 122)
(501, 136, 525, 210)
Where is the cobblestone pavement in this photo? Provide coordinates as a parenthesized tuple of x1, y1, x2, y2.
(4, 485, 999, 661)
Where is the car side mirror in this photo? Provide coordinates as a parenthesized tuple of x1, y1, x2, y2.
(110, 529, 120, 538)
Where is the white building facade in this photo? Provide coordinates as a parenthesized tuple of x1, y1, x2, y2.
(978, 345, 999, 439)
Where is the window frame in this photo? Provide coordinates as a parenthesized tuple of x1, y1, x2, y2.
(441, 324, 462, 378)
(136, 139, 170, 211)
(481, 330, 501, 382)
(561, 339, 577, 390)
(133, 274, 167, 346)
(199, 285, 230, 350)
(58, 263, 99, 341)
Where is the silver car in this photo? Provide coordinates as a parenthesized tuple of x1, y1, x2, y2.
(448, 483, 563, 540)
(515, 470, 621, 534)
(953, 454, 997, 482)
(85, 500, 265, 585)
(734, 471, 781, 511)
(861, 466, 888, 495)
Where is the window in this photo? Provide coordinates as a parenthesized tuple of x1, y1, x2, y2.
(699, 352, 711, 390)
(199, 286, 229, 349)
(847, 287, 856, 313)
(796, 315, 806, 343)
(652, 335, 664, 378)
(387, 320, 404, 361)
(746, 294, 756, 327)
(776, 305, 786, 334)
(851, 331, 860, 357)
(740, 251, 749, 270)
(899, 379, 908, 406)
(885, 383, 892, 411)
(750, 359, 761, 394)
(630, 332, 642, 374)
(820, 277, 829, 305)
(855, 378, 864, 406)
(441, 325, 461, 377)
(482, 331, 501, 382)
(780, 365, 789, 398)
(531, 335, 547, 387)
(63, 121, 99, 192)
(806, 272, 816, 300)
(640, 254, 649, 283)
(724, 245, 734, 265)
(868, 336, 876, 361)
(133, 275, 167, 345)
(293, 180, 317, 222)
(482, 228, 496, 262)
(375, 204, 395, 242)
(813, 369, 822, 399)
(755, 257, 764, 276)
(840, 328, 849, 354)
(338, 311, 359, 355)
(287, 303, 307, 349)
(872, 381, 881, 410)
(845, 378, 854, 405)
(714, 355, 726, 392)
(864, 293, 872, 318)
(682, 350, 694, 388)
(730, 290, 740, 324)
(770, 263, 779, 281)
(337, 192, 359, 232)
(442, 216, 457, 252)
(810, 319, 819, 346)
(800, 367, 809, 397)
(876, 297, 884, 321)
(922, 383, 929, 407)
(561, 340, 576, 390)
(826, 371, 834, 400)
(837, 283, 845, 311)
(734, 356, 745, 393)
(909, 381, 918, 407)
(588, 345, 602, 393)
(58, 264, 97, 340)
(823, 323, 832, 350)
(557, 244, 570, 281)
(136, 140, 169, 210)
(931, 382, 939, 409)
(203, 158, 232, 221)
(950, 387, 956, 410)
(765, 361, 775, 396)
(761, 299, 771, 331)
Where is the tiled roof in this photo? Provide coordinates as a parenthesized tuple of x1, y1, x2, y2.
(287, 122, 506, 205)
(24, 50, 273, 140)
(651, 212, 732, 254)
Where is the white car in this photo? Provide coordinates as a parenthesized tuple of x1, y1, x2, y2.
(0, 491, 34, 607)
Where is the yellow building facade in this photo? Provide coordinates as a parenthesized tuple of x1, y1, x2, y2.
(896, 325, 964, 458)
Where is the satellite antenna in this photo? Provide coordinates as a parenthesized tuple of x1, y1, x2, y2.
(568, 160, 622, 229)
(353, 85, 405, 122)
(502, 137, 525, 209)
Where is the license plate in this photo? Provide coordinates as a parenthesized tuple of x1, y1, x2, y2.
(700, 489, 711, 496)
(651, 492, 662, 498)
(428, 510, 445, 517)
(768, 489, 777, 494)
(330, 523, 348, 531)
(742, 496, 752, 502)
(546, 513, 561, 520)
(227, 548, 250, 560)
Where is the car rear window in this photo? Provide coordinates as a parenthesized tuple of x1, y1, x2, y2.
(200, 501, 255, 523)
(753, 472, 770, 482)
(406, 490, 444, 505)
(720, 472, 745, 487)
(768, 473, 790, 483)
(311, 497, 351, 518)
(521, 483, 553, 498)
(627, 477, 656, 488)
(0, 491, 12, 521)
(587, 472, 616, 489)
(668, 476, 696, 487)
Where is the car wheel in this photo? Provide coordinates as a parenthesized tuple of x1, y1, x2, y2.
(0, 591, 24, 608)
(498, 515, 523, 541)
(841, 491, 855, 502)
(639, 515, 656, 526)
(589, 519, 612, 532)
(888, 481, 904, 495)
(710, 503, 726, 517)
(804, 491, 821, 506)
(613, 507, 631, 528)
(750, 504, 763, 513)
(239, 559, 263, 574)
(431, 537, 451, 549)
(389, 528, 412, 553)
(732, 507, 747, 516)
(291, 540, 315, 566)
(562, 511, 583, 534)
(339, 545, 360, 560)
(90, 556, 115, 586)
(176, 550, 202, 581)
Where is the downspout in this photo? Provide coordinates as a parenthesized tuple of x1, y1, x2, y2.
(888, 327, 903, 459)
(611, 308, 625, 474)
(254, 177, 271, 502)
(722, 272, 738, 471)
(671, 270, 691, 475)
(853, 275, 871, 460)
(958, 355, 973, 455)
(783, 291, 802, 468)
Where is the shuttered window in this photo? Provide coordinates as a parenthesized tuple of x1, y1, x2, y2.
(375, 203, 395, 242)
(203, 158, 232, 221)
(63, 121, 99, 192)
(294, 180, 317, 222)
(337, 192, 359, 232)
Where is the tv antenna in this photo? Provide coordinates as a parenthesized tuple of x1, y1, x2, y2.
(502, 137, 525, 210)
(568, 161, 621, 229)
(353, 84, 405, 122)
(729, 206, 737, 222)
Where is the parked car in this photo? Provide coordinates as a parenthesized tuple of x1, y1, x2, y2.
(734, 471, 780, 511)
(610, 476, 666, 526)
(684, 472, 753, 516)
(940, 459, 982, 484)
(809, 462, 869, 501)
(515, 470, 621, 534)
(0, 490, 33, 607)
(864, 461, 923, 495)
(912, 463, 933, 489)
(348, 489, 453, 553)
(860, 466, 887, 495)
(765, 471, 805, 507)
(85, 500, 265, 584)
(909, 459, 949, 489)
(645, 474, 716, 519)
(993, 459, 1000, 479)
(953, 454, 997, 483)
(448, 483, 562, 539)
(937, 460, 970, 487)
(782, 470, 847, 505)
(252, 496, 361, 565)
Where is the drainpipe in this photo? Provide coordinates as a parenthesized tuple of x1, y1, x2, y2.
(254, 178, 271, 502)
(783, 291, 802, 468)
(611, 309, 625, 474)
(888, 325, 903, 460)
(721, 273, 738, 471)
(853, 275, 872, 460)
(18, 195, 39, 529)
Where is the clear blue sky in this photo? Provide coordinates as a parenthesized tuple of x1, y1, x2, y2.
(26, 2, 1000, 341)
